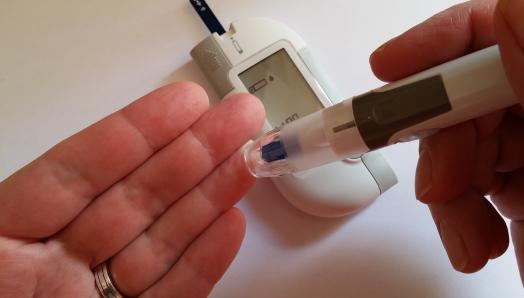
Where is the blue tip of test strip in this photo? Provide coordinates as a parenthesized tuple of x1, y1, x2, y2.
(261, 139, 288, 163)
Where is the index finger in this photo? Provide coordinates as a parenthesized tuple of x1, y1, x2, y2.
(370, 0, 497, 82)
(0, 82, 209, 239)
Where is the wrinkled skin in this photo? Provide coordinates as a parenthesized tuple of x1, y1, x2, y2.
(371, 0, 524, 282)
(2, 0, 524, 297)
(0, 82, 265, 297)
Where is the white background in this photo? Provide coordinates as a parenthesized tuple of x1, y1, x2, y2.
(1, 0, 522, 297)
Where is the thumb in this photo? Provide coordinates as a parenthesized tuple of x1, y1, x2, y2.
(494, 0, 524, 106)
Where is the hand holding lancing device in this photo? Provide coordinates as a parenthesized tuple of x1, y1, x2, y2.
(371, 0, 524, 281)
(1, 0, 524, 296)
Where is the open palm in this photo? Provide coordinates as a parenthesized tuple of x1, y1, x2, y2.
(0, 82, 265, 297)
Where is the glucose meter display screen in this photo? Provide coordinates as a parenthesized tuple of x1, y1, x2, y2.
(239, 49, 323, 128)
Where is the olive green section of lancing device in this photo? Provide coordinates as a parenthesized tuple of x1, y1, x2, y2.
(191, 36, 235, 98)
(353, 75, 452, 150)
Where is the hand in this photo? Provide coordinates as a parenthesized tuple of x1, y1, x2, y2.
(370, 0, 524, 281)
(0, 82, 265, 297)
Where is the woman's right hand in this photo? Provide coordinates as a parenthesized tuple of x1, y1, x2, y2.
(370, 0, 524, 281)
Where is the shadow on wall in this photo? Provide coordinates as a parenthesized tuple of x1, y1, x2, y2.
(231, 243, 448, 298)
(236, 159, 449, 297)
(243, 179, 356, 248)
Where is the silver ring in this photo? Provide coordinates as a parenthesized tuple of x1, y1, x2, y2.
(94, 262, 125, 298)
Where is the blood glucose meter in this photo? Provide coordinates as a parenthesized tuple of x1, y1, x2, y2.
(189, 3, 397, 217)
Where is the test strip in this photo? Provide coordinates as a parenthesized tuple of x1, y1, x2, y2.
(189, 0, 226, 35)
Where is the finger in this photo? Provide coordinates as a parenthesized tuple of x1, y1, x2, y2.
(370, 0, 497, 81)
(416, 122, 477, 203)
(494, 0, 524, 104)
(490, 116, 524, 221)
(0, 82, 209, 239)
(474, 110, 507, 141)
(511, 221, 524, 284)
(497, 112, 524, 172)
(140, 208, 246, 298)
(491, 168, 524, 221)
(429, 190, 509, 273)
(55, 94, 264, 266)
(470, 111, 506, 194)
(109, 150, 252, 296)
(415, 109, 506, 204)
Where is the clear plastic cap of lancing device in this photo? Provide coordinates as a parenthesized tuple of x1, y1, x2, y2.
(243, 130, 296, 178)
(243, 108, 344, 178)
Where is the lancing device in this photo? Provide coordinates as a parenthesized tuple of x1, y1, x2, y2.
(244, 45, 519, 178)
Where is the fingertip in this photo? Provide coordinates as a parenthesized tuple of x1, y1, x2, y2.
(230, 148, 258, 190)
(228, 207, 247, 238)
(213, 208, 247, 265)
(430, 191, 498, 274)
(160, 81, 210, 109)
(223, 93, 266, 134)
(416, 122, 477, 204)
(369, 41, 396, 82)
(120, 81, 212, 151)
(165, 80, 206, 94)
(489, 228, 510, 260)
(462, 257, 490, 274)
(370, 1, 497, 82)
(229, 93, 266, 122)
(415, 144, 434, 203)
(483, 198, 510, 261)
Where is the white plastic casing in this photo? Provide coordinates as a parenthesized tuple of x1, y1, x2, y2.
(382, 46, 517, 144)
(191, 18, 397, 218)
(280, 100, 370, 172)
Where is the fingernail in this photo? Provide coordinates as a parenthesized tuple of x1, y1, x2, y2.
(371, 38, 395, 57)
(415, 147, 433, 200)
(439, 221, 469, 272)
(372, 42, 388, 56)
(498, 0, 524, 46)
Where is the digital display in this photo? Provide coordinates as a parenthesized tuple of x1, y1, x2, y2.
(238, 49, 323, 128)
